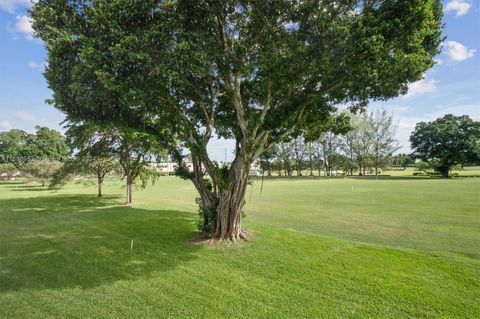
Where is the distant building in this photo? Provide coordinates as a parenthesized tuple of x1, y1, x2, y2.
(249, 161, 261, 176)
(0, 171, 21, 181)
(151, 162, 194, 174)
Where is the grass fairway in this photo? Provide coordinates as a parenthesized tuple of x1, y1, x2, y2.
(0, 177, 479, 318)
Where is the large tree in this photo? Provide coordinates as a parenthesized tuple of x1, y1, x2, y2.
(410, 114, 480, 177)
(32, 0, 443, 241)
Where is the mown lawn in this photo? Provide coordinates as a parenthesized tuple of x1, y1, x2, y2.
(0, 177, 479, 318)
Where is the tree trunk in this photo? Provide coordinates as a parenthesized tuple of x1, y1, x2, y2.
(190, 155, 218, 231)
(125, 175, 133, 204)
(266, 159, 272, 176)
(212, 158, 249, 241)
(97, 178, 103, 198)
(441, 168, 449, 178)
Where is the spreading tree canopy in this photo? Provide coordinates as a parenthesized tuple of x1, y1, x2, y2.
(32, 0, 443, 240)
(410, 114, 480, 177)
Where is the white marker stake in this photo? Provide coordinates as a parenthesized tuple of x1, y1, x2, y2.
(130, 239, 134, 251)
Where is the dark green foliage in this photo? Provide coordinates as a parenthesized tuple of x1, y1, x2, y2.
(410, 114, 480, 177)
(390, 153, 415, 168)
(0, 127, 69, 167)
(196, 197, 216, 233)
(31, 0, 443, 152)
(31, 0, 444, 238)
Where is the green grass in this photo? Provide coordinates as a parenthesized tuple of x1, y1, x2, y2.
(0, 176, 479, 318)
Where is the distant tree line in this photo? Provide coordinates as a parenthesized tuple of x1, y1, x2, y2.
(0, 126, 69, 185)
(0, 124, 167, 203)
(259, 110, 400, 176)
(258, 113, 480, 178)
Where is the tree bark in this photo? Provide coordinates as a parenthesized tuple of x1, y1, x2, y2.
(309, 157, 314, 176)
(126, 175, 133, 204)
(440, 168, 449, 178)
(190, 154, 218, 230)
(211, 157, 249, 241)
(97, 178, 103, 198)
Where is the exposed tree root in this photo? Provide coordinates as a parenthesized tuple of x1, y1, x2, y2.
(190, 230, 252, 247)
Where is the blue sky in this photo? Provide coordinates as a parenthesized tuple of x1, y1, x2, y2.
(0, 0, 479, 161)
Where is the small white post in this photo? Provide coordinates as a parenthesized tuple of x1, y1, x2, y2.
(130, 239, 134, 251)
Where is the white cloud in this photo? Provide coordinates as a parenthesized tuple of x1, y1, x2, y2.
(445, 40, 476, 61)
(445, 0, 472, 17)
(28, 61, 47, 69)
(0, 0, 32, 13)
(14, 111, 36, 123)
(404, 78, 438, 98)
(434, 59, 443, 65)
(0, 119, 12, 130)
(430, 103, 480, 121)
(8, 15, 35, 40)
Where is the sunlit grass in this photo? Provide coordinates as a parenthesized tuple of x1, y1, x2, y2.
(0, 176, 478, 318)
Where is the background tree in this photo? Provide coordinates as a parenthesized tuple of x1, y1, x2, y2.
(33, 126, 70, 161)
(390, 153, 415, 169)
(23, 159, 63, 186)
(318, 132, 343, 176)
(277, 143, 294, 177)
(304, 142, 317, 176)
(349, 113, 375, 175)
(414, 160, 430, 173)
(33, 0, 443, 241)
(371, 110, 400, 176)
(341, 127, 358, 175)
(291, 136, 306, 176)
(66, 124, 118, 197)
(410, 114, 480, 177)
(0, 163, 18, 180)
(259, 145, 278, 177)
(50, 155, 116, 197)
(116, 131, 165, 205)
(0, 127, 68, 167)
(0, 129, 31, 166)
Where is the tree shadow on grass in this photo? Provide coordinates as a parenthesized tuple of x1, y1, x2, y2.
(0, 193, 201, 292)
(260, 175, 433, 181)
(346, 175, 434, 181)
(6, 185, 51, 191)
(0, 181, 27, 187)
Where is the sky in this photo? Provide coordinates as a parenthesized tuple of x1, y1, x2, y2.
(0, 0, 479, 161)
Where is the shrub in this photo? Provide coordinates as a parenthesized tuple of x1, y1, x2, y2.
(23, 159, 63, 186)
